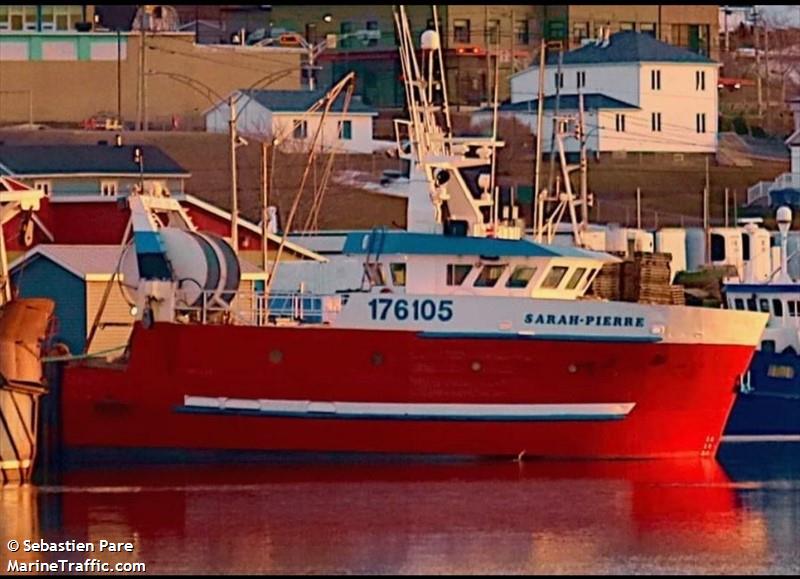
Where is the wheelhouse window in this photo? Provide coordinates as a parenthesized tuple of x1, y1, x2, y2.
(767, 364, 795, 379)
(773, 299, 784, 317)
(389, 263, 406, 287)
(364, 262, 385, 286)
(581, 268, 597, 290)
(446, 264, 472, 286)
(788, 300, 796, 317)
(734, 298, 745, 310)
(747, 296, 757, 312)
(541, 266, 569, 289)
(759, 298, 770, 313)
(565, 267, 587, 290)
(505, 266, 536, 289)
(474, 264, 507, 288)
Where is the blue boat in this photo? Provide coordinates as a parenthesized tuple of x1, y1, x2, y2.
(723, 207, 800, 437)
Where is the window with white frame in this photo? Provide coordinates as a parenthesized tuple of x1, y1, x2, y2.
(554, 71, 564, 89)
(34, 181, 52, 196)
(576, 70, 586, 89)
(338, 120, 352, 140)
(100, 181, 118, 197)
(696, 113, 706, 133)
(650, 69, 661, 90)
(695, 70, 706, 91)
(293, 120, 308, 140)
(651, 112, 662, 132)
(615, 114, 626, 132)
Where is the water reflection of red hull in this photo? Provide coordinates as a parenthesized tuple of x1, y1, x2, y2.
(41, 461, 767, 574)
(60, 322, 753, 459)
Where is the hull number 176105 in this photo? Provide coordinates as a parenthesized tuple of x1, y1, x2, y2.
(368, 298, 453, 322)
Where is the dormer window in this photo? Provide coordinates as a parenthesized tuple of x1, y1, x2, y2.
(474, 264, 507, 288)
(505, 266, 536, 289)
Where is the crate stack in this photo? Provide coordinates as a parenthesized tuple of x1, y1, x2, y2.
(590, 262, 622, 300)
(622, 252, 673, 304)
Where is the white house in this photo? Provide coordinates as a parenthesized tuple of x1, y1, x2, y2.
(508, 31, 720, 155)
(205, 89, 380, 154)
(471, 93, 640, 155)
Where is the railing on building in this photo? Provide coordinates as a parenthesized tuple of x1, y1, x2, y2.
(747, 172, 800, 205)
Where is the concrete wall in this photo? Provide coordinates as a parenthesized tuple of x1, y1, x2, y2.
(0, 32, 303, 126)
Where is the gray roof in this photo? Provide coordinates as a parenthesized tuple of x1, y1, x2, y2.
(544, 31, 715, 66)
(489, 93, 639, 114)
(0, 145, 190, 177)
(239, 89, 378, 115)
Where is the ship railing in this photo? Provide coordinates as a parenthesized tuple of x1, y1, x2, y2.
(190, 289, 344, 327)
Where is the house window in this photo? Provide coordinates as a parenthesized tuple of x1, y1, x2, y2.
(696, 70, 706, 91)
(640, 22, 656, 37)
(545, 19, 566, 41)
(453, 19, 470, 43)
(696, 113, 706, 133)
(650, 69, 661, 90)
(620, 21, 636, 32)
(100, 181, 118, 197)
(615, 114, 626, 132)
(514, 20, 529, 45)
(446, 264, 472, 286)
(505, 266, 536, 289)
(389, 263, 406, 287)
(293, 120, 308, 140)
(576, 70, 586, 89)
(366, 20, 379, 46)
(34, 181, 52, 196)
(651, 112, 662, 132)
(474, 264, 507, 288)
(486, 19, 500, 46)
(554, 72, 564, 89)
(573, 22, 589, 43)
(339, 120, 352, 140)
(541, 266, 569, 289)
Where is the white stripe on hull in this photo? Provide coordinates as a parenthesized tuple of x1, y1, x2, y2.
(182, 396, 636, 421)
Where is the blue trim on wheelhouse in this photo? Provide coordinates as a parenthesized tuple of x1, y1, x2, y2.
(342, 231, 613, 260)
(724, 284, 800, 294)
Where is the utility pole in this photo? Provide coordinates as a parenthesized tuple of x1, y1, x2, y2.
(636, 187, 642, 230)
(704, 156, 710, 264)
(117, 28, 122, 125)
(533, 40, 546, 239)
(229, 96, 239, 254)
(261, 141, 269, 271)
(143, 27, 148, 132)
(137, 23, 144, 130)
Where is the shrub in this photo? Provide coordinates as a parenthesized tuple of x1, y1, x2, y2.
(732, 115, 749, 135)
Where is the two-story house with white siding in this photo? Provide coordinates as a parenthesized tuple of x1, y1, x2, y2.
(506, 30, 719, 155)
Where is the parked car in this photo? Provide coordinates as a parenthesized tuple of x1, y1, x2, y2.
(82, 112, 122, 131)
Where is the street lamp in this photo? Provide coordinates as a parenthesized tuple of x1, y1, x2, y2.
(144, 68, 297, 254)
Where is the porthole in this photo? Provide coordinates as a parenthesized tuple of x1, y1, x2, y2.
(371, 352, 384, 366)
(471, 361, 482, 372)
(269, 349, 283, 364)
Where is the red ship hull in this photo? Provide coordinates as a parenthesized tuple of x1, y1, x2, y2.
(59, 321, 754, 460)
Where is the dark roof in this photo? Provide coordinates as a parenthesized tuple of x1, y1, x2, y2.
(490, 93, 638, 114)
(342, 231, 609, 259)
(544, 31, 715, 66)
(239, 89, 378, 115)
(0, 145, 190, 177)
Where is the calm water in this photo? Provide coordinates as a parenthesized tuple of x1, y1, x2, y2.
(2, 443, 799, 574)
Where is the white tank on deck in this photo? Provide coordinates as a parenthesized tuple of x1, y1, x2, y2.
(654, 228, 687, 281)
(685, 227, 706, 272)
(742, 224, 771, 282)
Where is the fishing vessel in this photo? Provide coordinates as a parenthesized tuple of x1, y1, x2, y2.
(49, 7, 768, 462)
(722, 207, 800, 437)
